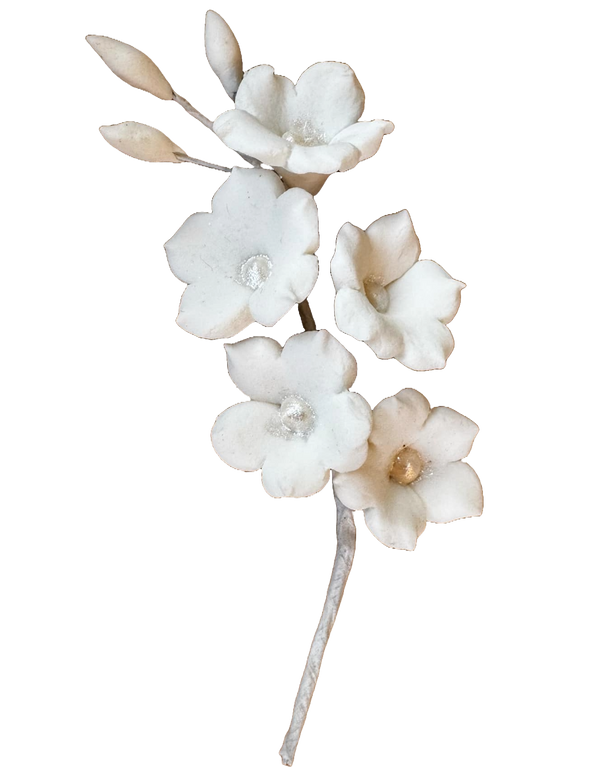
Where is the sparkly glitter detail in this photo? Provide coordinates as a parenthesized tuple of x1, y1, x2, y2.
(389, 447, 424, 486)
(364, 280, 390, 313)
(278, 395, 316, 437)
(282, 119, 327, 147)
(239, 254, 272, 290)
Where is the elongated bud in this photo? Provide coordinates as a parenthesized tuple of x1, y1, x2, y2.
(99, 122, 185, 163)
(204, 11, 243, 101)
(86, 35, 173, 100)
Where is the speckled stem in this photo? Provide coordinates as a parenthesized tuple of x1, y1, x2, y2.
(279, 491, 356, 766)
(298, 300, 316, 332)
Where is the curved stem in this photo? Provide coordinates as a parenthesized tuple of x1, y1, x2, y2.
(279, 491, 356, 766)
(172, 92, 213, 130)
(175, 153, 231, 172)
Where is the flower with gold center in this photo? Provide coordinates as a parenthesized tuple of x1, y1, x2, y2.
(333, 388, 483, 550)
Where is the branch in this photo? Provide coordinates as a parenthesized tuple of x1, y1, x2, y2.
(298, 299, 316, 332)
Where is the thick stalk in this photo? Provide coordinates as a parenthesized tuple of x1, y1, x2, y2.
(298, 299, 316, 332)
(279, 492, 356, 766)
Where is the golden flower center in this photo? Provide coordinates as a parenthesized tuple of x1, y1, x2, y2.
(389, 447, 424, 486)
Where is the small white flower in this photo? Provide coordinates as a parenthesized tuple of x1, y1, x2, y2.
(211, 331, 373, 498)
(164, 167, 319, 339)
(333, 388, 483, 550)
(331, 210, 465, 371)
(213, 63, 394, 194)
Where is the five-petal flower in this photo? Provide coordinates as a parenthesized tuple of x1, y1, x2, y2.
(164, 167, 319, 339)
(211, 331, 373, 497)
(213, 63, 394, 194)
(333, 388, 483, 550)
(331, 210, 465, 370)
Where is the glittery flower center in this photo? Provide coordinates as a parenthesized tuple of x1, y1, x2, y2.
(282, 119, 327, 147)
(239, 254, 272, 289)
(364, 280, 390, 313)
(389, 447, 423, 486)
(279, 395, 316, 436)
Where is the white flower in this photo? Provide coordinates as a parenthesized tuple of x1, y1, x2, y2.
(213, 63, 394, 194)
(333, 388, 483, 550)
(164, 167, 319, 339)
(211, 331, 373, 498)
(331, 210, 465, 371)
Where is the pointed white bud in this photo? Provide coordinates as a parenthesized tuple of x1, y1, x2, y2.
(99, 122, 185, 163)
(204, 11, 243, 101)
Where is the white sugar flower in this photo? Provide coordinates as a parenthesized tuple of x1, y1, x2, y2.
(333, 388, 483, 550)
(213, 63, 394, 194)
(331, 210, 465, 371)
(164, 167, 319, 339)
(211, 331, 373, 498)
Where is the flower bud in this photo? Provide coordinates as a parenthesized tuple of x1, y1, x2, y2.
(204, 11, 243, 101)
(99, 122, 185, 163)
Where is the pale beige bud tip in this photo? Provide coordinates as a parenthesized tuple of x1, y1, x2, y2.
(204, 11, 243, 101)
(86, 35, 173, 100)
(99, 122, 185, 163)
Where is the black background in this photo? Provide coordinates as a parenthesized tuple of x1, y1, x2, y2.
(74, 3, 509, 769)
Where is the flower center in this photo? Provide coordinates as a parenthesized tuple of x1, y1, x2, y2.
(239, 254, 272, 290)
(282, 119, 326, 147)
(389, 447, 424, 486)
(279, 395, 316, 436)
(364, 280, 390, 313)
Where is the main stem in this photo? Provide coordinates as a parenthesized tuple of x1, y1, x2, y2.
(279, 491, 356, 766)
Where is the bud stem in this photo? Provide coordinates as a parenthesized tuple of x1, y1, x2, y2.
(174, 153, 231, 172)
(172, 92, 214, 130)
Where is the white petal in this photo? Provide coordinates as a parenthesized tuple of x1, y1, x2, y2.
(293, 62, 365, 138)
(286, 141, 361, 175)
(86, 36, 173, 100)
(331, 119, 395, 162)
(316, 391, 372, 473)
(211, 166, 284, 220)
(99, 122, 184, 163)
(333, 463, 379, 512)
(249, 253, 318, 326)
(331, 223, 371, 290)
(266, 186, 319, 260)
(213, 109, 292, 167)
(365, 210, 421, 284)
(334, 287, 383, 342)
(211, 401, 278, 471)
(204, 11, 243, 100)
(387, 259, 466, 324)
(412, 407, 479, 465)
(234, 64, 296, 134)
(364, 484, 427, 550)
(369, 389, 431, 462)
(224, 337, 284, 403)
(413, 462, 483, 524)
(281, 331, 357, 400)
(164, 212, 214, 284)
(261, 442, 330, 498)
(176, 274, 252, 340)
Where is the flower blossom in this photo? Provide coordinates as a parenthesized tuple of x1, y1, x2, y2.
(331, 210, 465, 370)
(333, 388, 483, 550)
(164, 167, 319, 339)
(213, 63, 394, 194)
(211, 331, 373, 498)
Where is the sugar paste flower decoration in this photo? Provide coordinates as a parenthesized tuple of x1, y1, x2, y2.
(88, 10, 484, 767)
(165, 168, 319, 339)
(332, 210, 465, 370)
(334, 388, 483, 550)
(212, 331, 372, 497)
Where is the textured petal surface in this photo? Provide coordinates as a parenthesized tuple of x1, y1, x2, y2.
(204, 10, 243, 100)
(364, 484, 427, 550)
(176, 274, 252, 339)
(211, 166, 284, 220)
(211, 401, 279, 471)
(370, 389, 431, 462)
(286, 141, 361, 175)
(261, 442, 330, 498)
(293, 62, 365, 138)
(225, 337, 284, 403)
(331, 223, 372, 290)
(412, 407, 479, 465)
(281, 331, 358, 400)
(316, 391, 372, 473)
(365, 210, 421, 284)
(413, 462, 483, 523)
(234, 64, 296, 133)
(86, 36, 173, 100)
(249, 253, 318, 326)
(334, 287, 383, 343)
(387, 259, 466, 324)
(331, 120, 395, 162)
(213, 109, 292, 166)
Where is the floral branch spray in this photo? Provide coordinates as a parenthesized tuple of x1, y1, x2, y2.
(87, 11, 483, 765)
